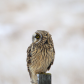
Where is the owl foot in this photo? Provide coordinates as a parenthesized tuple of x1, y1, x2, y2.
(39, 72, 45, 74)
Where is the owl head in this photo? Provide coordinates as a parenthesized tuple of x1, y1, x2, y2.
(32, 30, 53, 45)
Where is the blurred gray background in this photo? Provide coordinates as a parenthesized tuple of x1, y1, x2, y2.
(0, 0, 84, 84)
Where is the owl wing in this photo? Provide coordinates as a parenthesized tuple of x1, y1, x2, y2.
(47, 61, 54, 70)
(47, 47, 55, 70)
(27, 45, 32, 78)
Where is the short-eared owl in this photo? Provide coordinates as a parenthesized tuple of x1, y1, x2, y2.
(27, 30, 55, 84)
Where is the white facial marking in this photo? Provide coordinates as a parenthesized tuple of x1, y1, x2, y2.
(33, 33, 37, 42)
(34, 38, 37, 42)
(33, 33, 36, 36)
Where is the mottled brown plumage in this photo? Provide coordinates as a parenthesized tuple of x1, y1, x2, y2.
(26, 30, 55, 84)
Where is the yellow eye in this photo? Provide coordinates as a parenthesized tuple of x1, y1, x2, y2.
(35, 34, 40, 39)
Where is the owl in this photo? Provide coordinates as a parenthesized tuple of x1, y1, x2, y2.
(26, 30, 55, 84)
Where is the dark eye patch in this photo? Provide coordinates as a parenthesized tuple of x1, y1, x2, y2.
(35, 34, 40, 39)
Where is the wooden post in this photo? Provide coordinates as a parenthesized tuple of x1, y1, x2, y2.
(37, 73, 51, 84)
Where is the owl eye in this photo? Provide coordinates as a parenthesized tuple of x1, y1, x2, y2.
(35, 34, 40, 39)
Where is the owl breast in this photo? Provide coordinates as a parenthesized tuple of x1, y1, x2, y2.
(29, 44, 54, 74)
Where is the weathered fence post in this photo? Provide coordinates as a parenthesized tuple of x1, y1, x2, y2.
(37, 73, 51, 84)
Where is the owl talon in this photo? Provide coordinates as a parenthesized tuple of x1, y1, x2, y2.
(39, 72, 45, 74)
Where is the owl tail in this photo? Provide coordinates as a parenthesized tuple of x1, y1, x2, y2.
(30, 73, 38, 84)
